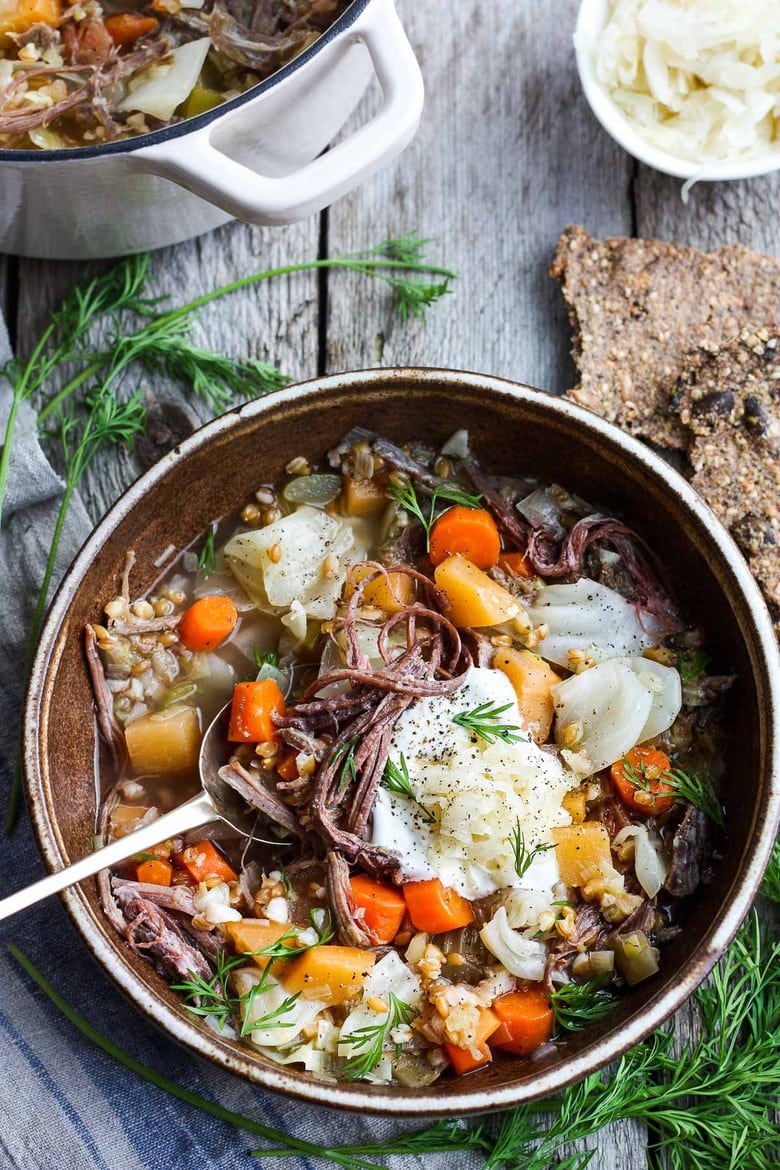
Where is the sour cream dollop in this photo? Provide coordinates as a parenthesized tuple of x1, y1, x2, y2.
(371, 667, 580, 899)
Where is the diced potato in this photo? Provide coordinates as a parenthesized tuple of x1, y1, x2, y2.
(434, 555, 521, 628)
(343, 476, 387, 517)
(344, 563, 415, 614)
(551, 822, 614, 888)
(0, 0, 60, 37)
(125, 706, 200, 775)
(492, 647, 561, 744)
(222, 920, 291, 972)
(281, 945, 376, 1005)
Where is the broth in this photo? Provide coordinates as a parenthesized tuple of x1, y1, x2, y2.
(87, 428, 730, 1085)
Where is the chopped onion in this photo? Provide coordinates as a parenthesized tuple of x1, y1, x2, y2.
(441, 429, 471, 458)
(479, 906, 547, 980)
(517, 487, 566, 539)
(118, 38, 211, 121)
(613, 824, 670, 898)
(587, 0, 780, 164)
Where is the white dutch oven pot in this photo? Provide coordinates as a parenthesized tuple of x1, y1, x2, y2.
(0, 0, 423, 259)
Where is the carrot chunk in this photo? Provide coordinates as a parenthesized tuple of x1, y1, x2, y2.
(497, 551, 533, 578)
(429, 506, 501, 570)
(135, 858, 173, 886)
(228, 678, 286, 744)
(105, 12, 159, 45)
(444, 1008, 501, 1075)
(610, 747, 675, 815)
(350, 875, 406, 944)
(403, 878, 474, 934)
(490, 987, 553, 1055)
(175, 841, 237, 883)
(178, 594, 237, 652)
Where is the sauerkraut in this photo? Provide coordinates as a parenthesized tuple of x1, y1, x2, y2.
(586, 0, 780, 163)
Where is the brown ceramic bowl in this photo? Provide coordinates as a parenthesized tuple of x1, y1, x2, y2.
(23, 368, 780, 1115)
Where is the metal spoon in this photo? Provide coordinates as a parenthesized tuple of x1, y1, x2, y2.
(0, 701, 289, 923)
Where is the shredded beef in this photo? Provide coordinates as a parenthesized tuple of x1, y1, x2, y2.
(114, 886, 212, 982)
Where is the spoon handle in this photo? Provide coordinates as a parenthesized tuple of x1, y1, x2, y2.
(0, 792, 217, 924)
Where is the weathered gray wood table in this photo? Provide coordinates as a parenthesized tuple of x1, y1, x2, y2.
(3, 1, 778, 1165)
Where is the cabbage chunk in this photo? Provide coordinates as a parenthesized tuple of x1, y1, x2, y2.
(527, 579, 665, 668)
(225, 506, 357, 619)
(552, 655, 681, 776)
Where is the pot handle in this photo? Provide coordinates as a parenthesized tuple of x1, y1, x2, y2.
(134, 0, 423, 225)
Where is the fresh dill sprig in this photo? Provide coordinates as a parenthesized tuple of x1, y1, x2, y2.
(4, 387, 147, 834)
(511, 821, 556, 880)
(389, 277, 452, 322)
(197, 525, 216, 578)
(252, 912, 335, 961)
(173, 913, 332, 1032)
(385, 479, 483, 549)
(549, 981, 619, 1035)
(171, 950, 254, 1031)
(664, 766, 725, 828)
(453, 700, 526, 746)
(620, 755, 724, 827)
(341, 993, 415, 1081)
(332, 737, 360, 793)
(32, 233, 456, 434)
(239, 987, 301, 1039)
(9, 910, 779, 1170)
(382, 753, 435, 823)
(7, 944, 375, 1170)
(0, 255, 154, 530)
(368, 232, 435, 265)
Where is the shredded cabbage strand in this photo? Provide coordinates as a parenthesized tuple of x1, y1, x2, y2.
(586, 0, 780, 162)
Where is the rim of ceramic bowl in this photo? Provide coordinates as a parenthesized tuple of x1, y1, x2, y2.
(0, 0, 371, 164)
(574, 0, 780, 182)
(23, 368, 780, 1115)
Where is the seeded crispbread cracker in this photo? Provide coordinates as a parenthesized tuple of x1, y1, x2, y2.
(551, 225, 780, 448)
(671, 327, 780, 630)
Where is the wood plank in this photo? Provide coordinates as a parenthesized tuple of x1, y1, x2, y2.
(635, 168, 780, 256)
(325, 0, 635, 396)
(14, 219, 320, 526)
(326, 2, 647, 1167)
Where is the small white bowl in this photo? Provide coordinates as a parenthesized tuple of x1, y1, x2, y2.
(575, 0, 780, 181)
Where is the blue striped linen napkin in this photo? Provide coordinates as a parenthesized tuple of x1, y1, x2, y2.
(0, 319, 481, 1170)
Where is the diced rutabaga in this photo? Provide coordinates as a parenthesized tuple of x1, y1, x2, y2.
(527, 578, 665, 668)
(225, 506, 357, 619)
(118, 38, 211, 121)
(552, 655, 682, 776)
(586, 0, 780, 163)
